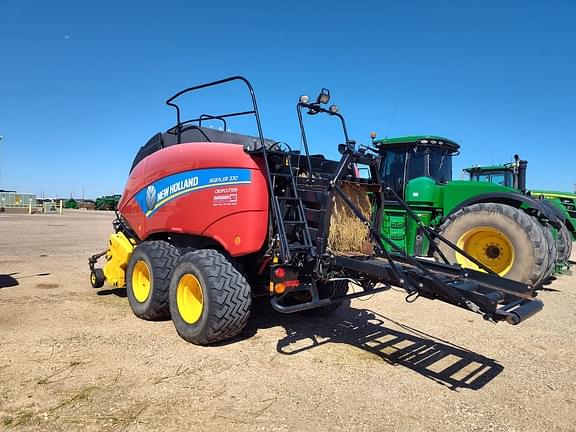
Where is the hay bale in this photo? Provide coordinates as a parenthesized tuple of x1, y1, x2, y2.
(328, 182, 373, 254)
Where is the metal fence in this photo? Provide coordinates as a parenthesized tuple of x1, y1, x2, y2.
(0, 192, 37, 208)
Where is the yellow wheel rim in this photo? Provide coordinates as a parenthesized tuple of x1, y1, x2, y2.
(176, 274, 204, 324)
(456, 226, 515, 275)
(91, 273, 96, 284)
(132, 261, 151, 303)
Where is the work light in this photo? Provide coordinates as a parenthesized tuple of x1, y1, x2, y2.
(316, 88, 330, 105)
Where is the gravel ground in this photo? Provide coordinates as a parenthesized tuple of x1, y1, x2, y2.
(0, 210, 575, 431)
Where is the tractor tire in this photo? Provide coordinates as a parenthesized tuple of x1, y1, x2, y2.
(169, 249, 251, 345)
(537, 221, 557, 281)
(434, 203, 548, 286)
(557, 223, 573, 263)
(126, 241, 180, 321)
(90, 269, 105, 289)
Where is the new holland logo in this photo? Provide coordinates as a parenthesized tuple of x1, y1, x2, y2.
(145, 185, 157, 212)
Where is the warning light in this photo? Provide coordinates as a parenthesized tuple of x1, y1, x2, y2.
(274, 283, 286, 294)
(274, 267, 286, 278)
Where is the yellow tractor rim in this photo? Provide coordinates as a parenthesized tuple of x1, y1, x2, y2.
(176, 274, 204, 324)
(132, 261, 151, 303)
(91, 273, 97, 284)
(456, 226, 515, 275)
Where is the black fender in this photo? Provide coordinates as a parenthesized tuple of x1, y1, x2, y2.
(539, 201, 575, 235)
(448, 192, 563, 228)
(538, 199, 566, 223)
(564, 219, 576, 236)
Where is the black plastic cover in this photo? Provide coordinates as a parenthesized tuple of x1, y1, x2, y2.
(129, 126, 276, 173)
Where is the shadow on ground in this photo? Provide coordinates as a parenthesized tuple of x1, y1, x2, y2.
(0, 272, 51, 289)
(96, 287, 127, 298)
(91, 287, 503, 390)
(247, 301, 503, 391)
(0, 273, 19, 288)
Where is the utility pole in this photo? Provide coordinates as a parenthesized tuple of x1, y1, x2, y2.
(0, 136, 3, 190)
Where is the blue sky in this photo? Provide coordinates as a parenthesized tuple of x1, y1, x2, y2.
(1, 0, 574, 198)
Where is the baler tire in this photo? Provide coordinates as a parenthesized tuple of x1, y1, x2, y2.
(126, 240, 180, 321)
(557, 224, 573, 263)
(90, 269, 105, 289)
(434, 203, 548, 285)
(169, 249, 251, 345)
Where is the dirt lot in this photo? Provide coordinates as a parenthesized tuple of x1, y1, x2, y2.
(0, 210, 575, 431)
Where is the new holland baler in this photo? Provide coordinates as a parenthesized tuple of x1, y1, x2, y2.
(89, 77, 543, 345)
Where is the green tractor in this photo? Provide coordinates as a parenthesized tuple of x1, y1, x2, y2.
(64, 198, 78, 209)
(464, 157, 575, 239)
(95, 194, 121, 211)
(372, 135, 564, 286)
(464, 156, 574, 267)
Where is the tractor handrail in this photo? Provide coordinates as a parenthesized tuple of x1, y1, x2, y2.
(165, 76, 266, 148)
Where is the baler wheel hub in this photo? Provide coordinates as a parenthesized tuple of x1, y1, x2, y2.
(176, 274, 204, 324)
(132, 261, 152, 303)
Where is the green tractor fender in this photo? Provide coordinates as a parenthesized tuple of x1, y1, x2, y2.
(445, 192, 563, 229)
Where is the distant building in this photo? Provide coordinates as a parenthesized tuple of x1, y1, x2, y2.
(0, 190, 37, 210)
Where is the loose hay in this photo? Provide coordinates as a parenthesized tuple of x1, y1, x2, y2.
(328, 182, 373, 254)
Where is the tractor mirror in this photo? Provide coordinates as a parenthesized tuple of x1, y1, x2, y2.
(338, 143, 347, 154)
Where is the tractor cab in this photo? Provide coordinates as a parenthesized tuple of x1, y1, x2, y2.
(464, 155, 528, 192)
(372, 135, 460, 199)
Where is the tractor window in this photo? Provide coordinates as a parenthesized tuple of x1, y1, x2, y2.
(380, 148, 406, 195)
(474, 174, 492, 182)
(502, 171, 514, 187)
(472, 170, 513, 187)
(407, 147, 427, 180)
(490, 173, 507, 186)
(429, 149, 453, 183)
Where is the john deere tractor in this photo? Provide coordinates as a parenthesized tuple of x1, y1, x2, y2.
(372, 135, 564, 286)
(464, 156, 574, 268)
(95, 194, 121, 211)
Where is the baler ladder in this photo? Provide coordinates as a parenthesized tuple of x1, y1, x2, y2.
(269, 153, 316, 261)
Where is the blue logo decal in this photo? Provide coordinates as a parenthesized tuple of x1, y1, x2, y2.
(135, 167, 251, 217)
(145, 185, 157, 212)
